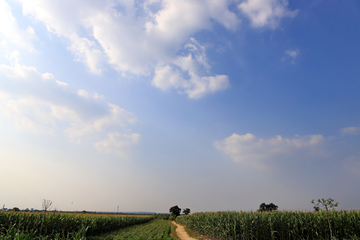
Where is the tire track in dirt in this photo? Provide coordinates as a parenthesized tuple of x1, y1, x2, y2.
(172, 221, 197, 240)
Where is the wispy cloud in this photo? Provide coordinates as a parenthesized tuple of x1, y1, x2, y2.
(238, 0, 298, 29)
(340, 127, 360, 136)
(214, 133, 325, 170)
(283, 49, 300, 63)
(94, 132, 141, 157)
(0, 51, 139, 155)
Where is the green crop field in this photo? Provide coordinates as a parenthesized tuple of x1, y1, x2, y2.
(0, 211, 153, 239)
(176, 210, 360, 240)
(88, 218, 173, 240)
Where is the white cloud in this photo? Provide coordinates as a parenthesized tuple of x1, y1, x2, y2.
(152, 38, 229, 98)
(56, 80, 69, 87)
(0, 51, 140, 153)
(0, 0, 36, 52)
(17, 0, 238, 98)
(94, 132, 141, 157)
(238, 0, 298, 28)
(42, 72, 55, 80)
(0, 51, 39, 79)
(340, 127, 360, 136)
(77, 89, 104, 99)
(214, 133, 325, 170)
(285, 49, 298, 58)
(152, 63, 229, 99)
(283, 49, 299, 63)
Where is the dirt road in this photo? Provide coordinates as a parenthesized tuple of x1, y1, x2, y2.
(172, 221, 197, 240)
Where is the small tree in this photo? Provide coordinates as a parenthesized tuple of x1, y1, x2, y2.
(311, 198, 339, 239)
(183, 208, 190, 215)
(40, 199, 53, 236)
(13, 207, 20, 212)
(169, 205, 181, 217)
(42, 199, 52, 212)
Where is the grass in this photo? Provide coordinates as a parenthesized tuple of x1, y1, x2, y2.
(88, 219, 173, 240)
(183, 226, 204, 240)
(170, 222, 180, 240)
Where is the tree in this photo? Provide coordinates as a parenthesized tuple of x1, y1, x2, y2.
(13, 207, 20, 212)
(183, 208, 190, 215)
(258, 203, 278, 212)
(42, 199, 53, 212)
(169, 205, 181, 216)
(311, 198, 339, 239)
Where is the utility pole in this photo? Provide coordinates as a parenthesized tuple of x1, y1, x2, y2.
(117, 205, 119, 214)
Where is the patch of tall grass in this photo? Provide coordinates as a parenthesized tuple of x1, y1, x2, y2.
(176, 210, 360, 240)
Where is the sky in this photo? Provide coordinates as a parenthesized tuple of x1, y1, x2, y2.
(1, 0, 360, 213)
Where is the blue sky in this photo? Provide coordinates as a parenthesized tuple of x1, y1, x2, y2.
(1, 0, 360, 213)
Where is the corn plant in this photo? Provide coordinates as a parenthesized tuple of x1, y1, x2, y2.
(0, 211, 153, 239)
(176, 210, 360, 240)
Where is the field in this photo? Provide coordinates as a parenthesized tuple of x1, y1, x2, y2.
(88, 218, 173, 240)
(176, 210, 360, 240)
(0, 211, 154, 239)
(2, 210, 360, 240)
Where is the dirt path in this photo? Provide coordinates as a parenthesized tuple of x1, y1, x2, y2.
(172, 221, 197, 240)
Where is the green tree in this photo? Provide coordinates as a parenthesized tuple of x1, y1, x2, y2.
(183, 208, 190, 215)
(258, 203, 278, 212)
(169, 205, 181, 216)
(311, 198, 339, 239)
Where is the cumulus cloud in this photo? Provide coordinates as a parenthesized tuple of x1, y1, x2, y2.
(214, 133, 325, 170)
(152, 63, 229, 99)
(16, 0, 239, 98)
(152, 38, 229, 98)
(0, 51, 139, 155)
(340, 127, 360, 136)
(94, 132, 141, 157)
(238, 0, 298, 28)
(0, 0, 36, 52)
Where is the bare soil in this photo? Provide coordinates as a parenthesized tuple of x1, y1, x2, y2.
(172, 221, 198, 240)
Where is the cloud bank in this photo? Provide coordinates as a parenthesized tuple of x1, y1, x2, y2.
(11, 0, 297, 99)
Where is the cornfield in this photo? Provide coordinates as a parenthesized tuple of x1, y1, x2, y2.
(176, 210, 360, 240)
(0, 211, 153, 239)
